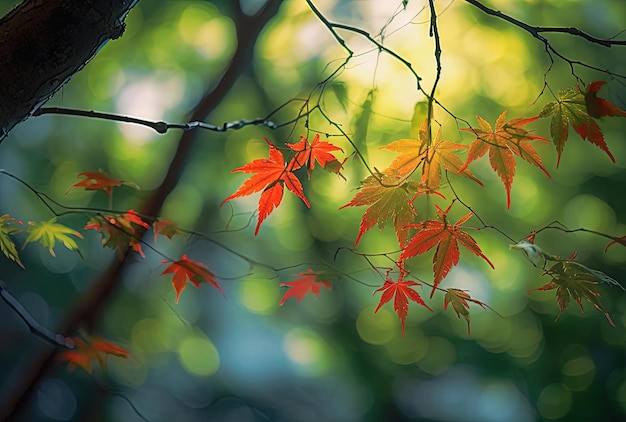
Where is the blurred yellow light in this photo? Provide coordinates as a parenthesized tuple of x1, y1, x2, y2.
(177, 333, 220, 377)
(239, 278, 279, 315)
(536, 383, 572, 420)
(356, 307, 396, 345)
(283, 328, 331, 376)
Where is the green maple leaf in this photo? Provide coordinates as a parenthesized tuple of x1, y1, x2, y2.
(540, 84, 617, 166)
(0, 214, 24, 268)
(340, 169, 437, 247)
(530, 260, 624, 327)
(23, 217, 83, 257)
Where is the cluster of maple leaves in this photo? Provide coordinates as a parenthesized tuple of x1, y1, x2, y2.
(222, 81, 626, 335)
(1, 81, 624, 372)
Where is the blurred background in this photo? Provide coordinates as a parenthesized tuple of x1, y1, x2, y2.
(0, 0, 625, 420)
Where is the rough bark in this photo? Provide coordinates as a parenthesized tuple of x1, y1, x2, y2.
(0, 0, 138, 142)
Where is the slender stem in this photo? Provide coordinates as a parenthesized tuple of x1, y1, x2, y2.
(427, 0, 442, 145)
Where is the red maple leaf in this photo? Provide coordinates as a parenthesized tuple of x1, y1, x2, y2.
(222, 138, 310, 234)
(460, 110, 551, 208)
(161, 254, 223, 303)
(84, 209, 150, 258)
(61, 335, 129, 374)
(279, 269, 332, 305)
(585, 81, 626, 119)
(286, 134, 343, 178)
(374, 271, 432, 335)
(400, 203, 494, 297)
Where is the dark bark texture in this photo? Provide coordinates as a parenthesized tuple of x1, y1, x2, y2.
(0, 0, 137, 142)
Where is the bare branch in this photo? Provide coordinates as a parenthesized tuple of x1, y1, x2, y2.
(464, 0, 626, 80)
(464, 0, 626, 47)
(33, 107, 279, 134)
(0, 281, 75, 350)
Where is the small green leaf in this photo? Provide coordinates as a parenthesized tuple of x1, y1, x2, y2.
(352, 89, 375, 161)
(409, 100, 429, 139)
(0, 214, 24, 268)
(23, 218, 83, 257)
(330, 82, 348, 111)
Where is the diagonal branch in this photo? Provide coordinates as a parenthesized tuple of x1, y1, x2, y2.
(464, 0, 626, 80)
(305, 0, 423, 90)
(464, 0, 626, 47)
(0, 281, 75, 350)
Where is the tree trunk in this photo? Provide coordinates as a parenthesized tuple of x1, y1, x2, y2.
(0, 0, 138, 142)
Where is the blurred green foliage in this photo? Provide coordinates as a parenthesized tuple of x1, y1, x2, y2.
(0, 0, 625, 421)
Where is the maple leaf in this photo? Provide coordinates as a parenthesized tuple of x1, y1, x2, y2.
(67, 170, 140, 196)
(530, 260, 624, 327)
(161, 254, 223, 303)
(540, 82, 621, 166)
(374, 272, 432, 335)
(400, 203, 494, 297)
(153, 219, 183, 243)
(286, 134, 343, 178)
(279, 269, 332, 305)
(61, 335, 129, 374)
(85, 210, 150, 258)
(340, 169, 438, 247)
(23, 218, 83, 257)
(222, 138, 310, 235)
(381, 119, 483, 189)
(460, 110, 551, 208)
(443, 288, 487, 334)
(0, 214, 23, 268)
(584, 81, 626, 119)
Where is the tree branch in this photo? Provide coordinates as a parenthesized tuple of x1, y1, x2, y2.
(464, 0, 626, 47)
(33, 106, 279, 133)
(464, 0, 626, 80)
(0, 281, 75, 350)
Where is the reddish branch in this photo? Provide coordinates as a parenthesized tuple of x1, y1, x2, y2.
(0, 0, 283, 419)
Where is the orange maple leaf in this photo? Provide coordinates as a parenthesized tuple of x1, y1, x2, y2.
(286, 134, 343, 178)
(460, 110, 551, 208)
(61, 336, 129, 374)
(279, 269, 332, 305)
(68, 170, 122, 196)
(382, 119, 483, 189)
(374, 271, 432, 335)
(222, 138, 310, 234)
(84, 209, 150, 258)
(161, 254, 223, 303)
(400, 203, 494, 297)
